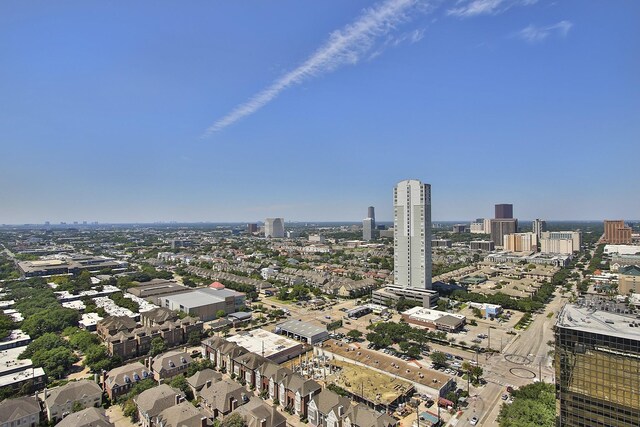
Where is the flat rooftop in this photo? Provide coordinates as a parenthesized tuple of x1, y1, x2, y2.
(557, 300, 640, 341)
(163, 288, 243, 307)
(227, 329, 301, 358)
(276, 319, 328, 337)
(0, 346, 33, 376)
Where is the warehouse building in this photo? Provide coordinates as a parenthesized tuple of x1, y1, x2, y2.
(160, 288, 245, 321)
(274, 319, 329, 345)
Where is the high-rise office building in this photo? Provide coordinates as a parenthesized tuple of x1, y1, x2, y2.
(603, 220, 632, 244)
(363, 218, 374, 241)
(247, 223, 258, 233)
(556, 300, 640, 426)
(363, 206, 376, 241)
(490, 218, 517, 247)
(393, 179, 432, 290)
(264, 218, 284, 238)
(532, 218, 547, 239)
(495, 204, 513, 219)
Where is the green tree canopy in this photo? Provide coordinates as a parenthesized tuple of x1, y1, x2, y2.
(498, 382, 555, 427)
(149, 337, 167, 357)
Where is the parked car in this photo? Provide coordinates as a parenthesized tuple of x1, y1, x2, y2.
(470, 416, 478, 425)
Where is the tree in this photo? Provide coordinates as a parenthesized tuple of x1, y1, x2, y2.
(347, 330, 363, 340)
(216, 309, 227, 319)
(149, 337, 167, 357)
(0, 313, 14, 340)
(123, 399, 138, 421)
(31, 346, 78, 379)
(498, 382, 555, 427)
(84, 345, 117, 372)
(221, 412, 248, 427)
(188, 330, 203, 346)
(72, 401, 85, 413)
(430, 351, 448, 367)
(19, 333, 68, 359)
(68, 329, 101, 352)
(170, 375, 193, 401)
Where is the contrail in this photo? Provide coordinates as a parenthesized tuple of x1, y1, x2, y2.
(203, 0, 427, 136)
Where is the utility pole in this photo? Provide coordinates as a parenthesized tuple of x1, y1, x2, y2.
(488, 326, 491, 351)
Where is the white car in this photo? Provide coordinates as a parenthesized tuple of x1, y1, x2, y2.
(470, 416, 478, 425)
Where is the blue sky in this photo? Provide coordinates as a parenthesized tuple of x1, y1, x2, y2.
(1, 0, 638, 224)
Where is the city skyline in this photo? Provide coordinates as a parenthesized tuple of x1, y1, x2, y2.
(1, 1, 639, 224)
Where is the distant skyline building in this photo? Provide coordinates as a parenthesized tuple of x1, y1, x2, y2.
(532, 218, 547, 239)
(362, 206, 375, 241)
(247, 223, 258, 233)
(556, 301, 640, 426)
(264, 218, 284, 238)
(494, 204, 513, 219)
(393, 179, 432, 290)
(603, 220, 632, 244)
(470, 218, 491, 234)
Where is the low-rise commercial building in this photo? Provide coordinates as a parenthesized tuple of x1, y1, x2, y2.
(160, 288, 245, 321)
(401, 307, 466, 332)
(372, 286, 439, 308)
(226, 329, 304, 364)
(274, 320, 329, 345)
(618, 265, 640, 295)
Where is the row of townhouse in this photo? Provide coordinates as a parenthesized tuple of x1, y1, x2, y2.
(96, 308, 203, 360)
(134, 377, 286, 427)
(308, 389, 398, 427)
(0, 380, 105, 425)
(104, 350, 194, 401)
(201, 336, 321, 419)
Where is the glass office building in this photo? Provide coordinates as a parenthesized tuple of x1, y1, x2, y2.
(555, 300, 640, 426)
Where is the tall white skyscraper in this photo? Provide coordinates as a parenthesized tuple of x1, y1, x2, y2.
(264, 218, 284, 238)
(393, 179, 432, 290)
(362, 206, 375, 241)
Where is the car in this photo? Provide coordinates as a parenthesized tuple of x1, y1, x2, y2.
(325, 316, 331, 319)
(502, 394, 508, 400)
(470, 416, 478, 425)
(455, 355, 463, 360)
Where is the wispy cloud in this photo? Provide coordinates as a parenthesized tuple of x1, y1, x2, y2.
(517, 20, 573, 43)
(447, 0, 537, 18)
(203, 0, 429, 136)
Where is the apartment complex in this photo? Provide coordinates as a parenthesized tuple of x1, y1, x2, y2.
(393, 179, 432, 290)
(603, 220, 632, 244)
(540, 231, 582, 255)
(555, 300, 640, 427)
(503, 232, 538, 252)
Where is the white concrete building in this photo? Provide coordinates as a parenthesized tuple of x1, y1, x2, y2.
(540, 231, 582, 255)
(265, 218, 285, 238)
(394, 179, 432, 290)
